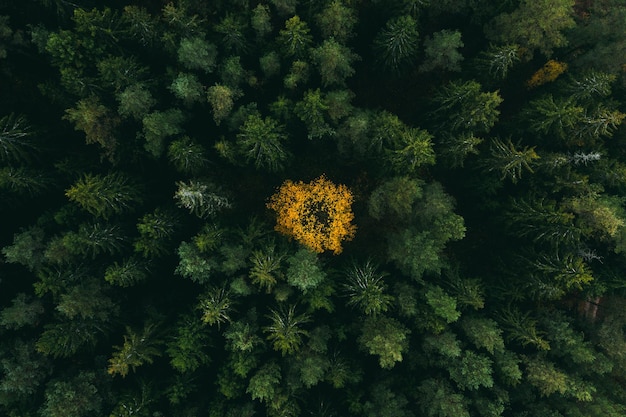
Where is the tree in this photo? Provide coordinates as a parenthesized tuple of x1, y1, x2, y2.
(251, 4, 272, 38)
(197, 286, 232, 328)
(65, 172, 141, 218)
(315, 0, 357, 43)
(267, 175, 356, 254)
(526, 60, 568, 88)
(342, 260, 393, 316)
(264, 305, 310, 356)
(284, 60, 310, 90)
(373, 15, 419, 74)
(64, 95, 120, 159)
(39, 372, 102, 417)
(461, 317, 505, 354)
(61, 222, 127, 258)
(117, 83, 156, 120)
(175, 241, 215, 283)
(2, 226, 46, 271)
(36, 319, 102, 358)
(169, 72, 204, 106)
(474, 44, 520, 80)
(487, 137, 539, 183)
(485, 0, 576, 57)
(448, 350, 494, 391)
(177, 37, 217, 72)
(277, 15, 312, 58)
(286, 248, 326, 292)
(249, 245, 285, 292)
(417, 378, 470, 417)
(108, 322, 162, 377)
(207, 84, 235, 126)
(174, 180, 231, 218)
(236, 114, 291, 172)
(431, 80, 503, 133)
(167, 313, 211, 373)
(167, 136, 208, 174)
(104, 257, 148, 287)
(0, 339, 50, 405)
(358, 315, 410, 369)
(247, 362, 281, 404)
(384, 127, 436, 173)
(56, 278, 117, 322)
(294, 89, 334, 139)
(134, 208, 179, 258)
(0, 113, 36, 163)
(0, 293, 44, 330)
(141, 108, 185, 157)
(419, 29, 464, 73)
(215, 14, 248, 54)
(310, 38, 359, 87)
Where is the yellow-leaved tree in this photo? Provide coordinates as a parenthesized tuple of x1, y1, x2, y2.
(267, 175, 356, 254)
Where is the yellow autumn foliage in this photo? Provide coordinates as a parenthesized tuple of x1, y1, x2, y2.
(267, 175, 356, 254)
(526, 59, 568, 88)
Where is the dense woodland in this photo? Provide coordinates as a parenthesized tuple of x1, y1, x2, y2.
(2, 0, 626, 416)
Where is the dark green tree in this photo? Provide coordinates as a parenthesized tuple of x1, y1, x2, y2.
(236, 114, 290, 172)
(65, 172, 141, 219)
(373, 15, 419, 74)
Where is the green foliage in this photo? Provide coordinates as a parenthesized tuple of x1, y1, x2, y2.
(310, 39, 359, 87)
(249, 245, 285, 292)
(39, 372, 101, 417)
(431, 80, 503, 134)
(461, 317, 505, 354)
(215, 14, 248, 54)
(197, 286, 232, 327)
(420, 29, 464, 73)
(167, 136, 208, 174)
(342, 260, 393, 316)
(2, 226, 46, 271)
(448, 350, 494, 391)
(167, 314, 211, 373)
(0, 113, 36, 163)
(286, 248, 326, 292)
(142, 109, 185, 157)
(169, 72, 204, 105)
(373, 15, 419, 74)
(485, 0, 576, 57)
(108, 322, 162, 377)
(475, 44, 520, 80)
(0, 339, 50, 405)
(247, 362, 281, 403)
(236, 114, 290, 172)
(174, 180, 231, 218)
(175, 241, 214, 283)
(61, 222, 127, 258)
(358, 316, 410, 369)
(294, 88, 334, 139)
(36, 320, 101, 358)
(56, 279, 117, 321)
(65, 173, 141, 218)
(64, 95, 120, 159)
(418, 378, 470, 417)
(251, 4, 272, 38)
(104, 257, 148, 287)
(316, 0, 357, 42)
(207, 84, 235, 126)
(264, 305, 310, 356)
(384, 127, 435, 173)
(178, 37, 217, 72)
(117, 84, 156, 120)
(487, 138, 539, 183)
(0, 293, 44, 330)
(134, 208, 179, 257)
(277, 15, 313, 58)
(425, 285, 461, 324)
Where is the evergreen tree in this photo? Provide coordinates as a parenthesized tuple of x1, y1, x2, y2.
(373, 15, 419, 74)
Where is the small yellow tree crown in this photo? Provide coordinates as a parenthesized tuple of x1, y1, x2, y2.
(267, 175, 356, 254)
(526, 59, 568, 88)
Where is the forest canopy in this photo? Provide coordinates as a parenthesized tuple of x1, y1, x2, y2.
(2, 1, 626, 416)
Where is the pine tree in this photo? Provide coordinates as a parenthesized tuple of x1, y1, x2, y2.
(373, 15, 419, 74)
(264, 305, 310, 356)
(65, 172, 141, 219)
(107, 322, 162, 377)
